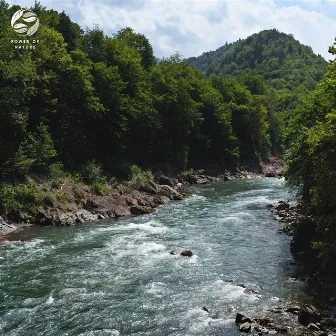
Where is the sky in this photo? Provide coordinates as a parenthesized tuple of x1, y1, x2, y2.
(9, 0, 336, 60)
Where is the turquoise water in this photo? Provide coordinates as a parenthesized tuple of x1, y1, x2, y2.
(0, 178, 311, 335)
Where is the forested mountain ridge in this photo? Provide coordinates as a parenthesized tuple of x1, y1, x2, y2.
(186, 29, 328, 112)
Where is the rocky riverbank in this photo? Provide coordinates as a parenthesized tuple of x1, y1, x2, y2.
(0, 158, 283, 240)
(234, 303, 336, 335)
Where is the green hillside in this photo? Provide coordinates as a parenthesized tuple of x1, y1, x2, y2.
(186, 29, 327, 112)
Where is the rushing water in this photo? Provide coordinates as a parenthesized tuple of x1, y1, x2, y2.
(0, 178, 318, 335)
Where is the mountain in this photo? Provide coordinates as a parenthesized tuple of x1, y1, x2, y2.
(186, 29, 328, 112)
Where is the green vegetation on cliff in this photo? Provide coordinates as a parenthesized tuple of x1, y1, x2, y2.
(285, 39, 336, 273)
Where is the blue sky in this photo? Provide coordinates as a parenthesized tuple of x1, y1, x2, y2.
(9, 0, 336, 60)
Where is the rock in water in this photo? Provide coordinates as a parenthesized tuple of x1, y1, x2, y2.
(239, 322, 252, 333)
(298, 304, 321, 326)
(236, 313, 252, 324)
(257, 316, 274, 325)
(180, 250, 193, 257)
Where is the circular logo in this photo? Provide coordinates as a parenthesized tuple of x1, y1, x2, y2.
(11, 9, 39, 37)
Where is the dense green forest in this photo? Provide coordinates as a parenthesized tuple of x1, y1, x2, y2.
(187, 29, 327, 114)
(0, 0, 284, 184)
(285, 39, 336, 273)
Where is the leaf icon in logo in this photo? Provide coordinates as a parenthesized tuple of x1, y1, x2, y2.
(11, 9, 24, 27)
(26, 18, 39, 37)
(22, 11, 36, 18)
(13, 23, 28, 29)
(22, 16, 37, 23)
(15, 27, 28, 34)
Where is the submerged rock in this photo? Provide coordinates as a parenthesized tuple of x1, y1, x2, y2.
(180, 250, 193, 257)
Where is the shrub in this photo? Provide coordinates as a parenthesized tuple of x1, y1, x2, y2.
(0, 182, 42, 214)
(49, 162, 67, 179)
(82, 160, 103, 184)
(55, 189, 68, 203)
(127, 165, 153, 189)
(90, 176, 108, 195)
(42, 192, 56, 206)
(74, 187, 85, 204)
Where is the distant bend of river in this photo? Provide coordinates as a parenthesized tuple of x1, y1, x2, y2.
(0, 178, 324, 335)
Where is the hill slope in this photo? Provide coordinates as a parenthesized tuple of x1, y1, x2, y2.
(186, 29, 327, 111)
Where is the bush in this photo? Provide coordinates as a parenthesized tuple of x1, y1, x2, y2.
(73, 187, 85, 204)
(0, 182, 42, 214)
(42, 191, 56, 206)
(127, 165, 153, 189)
(55, 189, 68, 203)
(82, 160, 103, 184)
(49, 162, 67, 179)
(90, 176, 108, 195)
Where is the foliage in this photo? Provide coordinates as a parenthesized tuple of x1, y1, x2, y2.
(0, 182, 41, 214)
(285, 41, 336, 272)
(90, 176, 108, 195)
(127, 165, 153, 189)
(82, 160, 103, 184)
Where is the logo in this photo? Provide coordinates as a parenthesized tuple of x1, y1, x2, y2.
(11, 9, 39, 37)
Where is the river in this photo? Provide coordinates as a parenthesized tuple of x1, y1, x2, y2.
(0, 178, 323, 335)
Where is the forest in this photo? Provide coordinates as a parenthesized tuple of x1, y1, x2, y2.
(0, 1, 335, 271)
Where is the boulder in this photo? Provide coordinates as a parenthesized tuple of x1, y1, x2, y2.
(236, 313, 252, 324)
(180, 250, 193, 257)
(202, 306, 209, 313)
(239, 322, 252, 333)
(130, 206, 154, 215)
(140, 181, 159, 194)
(158, 185, 183, 200)
(275, 202, 290, 211)
(158, 176, 175, 187)
(257, 316, 274, 325)
(298, 304, 321, 326)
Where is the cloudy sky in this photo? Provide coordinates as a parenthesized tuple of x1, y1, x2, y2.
(9, 0, 336, 60)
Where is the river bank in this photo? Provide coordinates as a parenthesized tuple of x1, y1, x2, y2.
(0, 157, 283, 240)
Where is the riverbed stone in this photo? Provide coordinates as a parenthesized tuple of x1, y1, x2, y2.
(274, 325, 288, 333)
(258, 316, 274, 325)
(180, 250, 193, 257)
(236, 313, 252, 324)
(239, 322, 252, 333)
(286, 305, 301, 314)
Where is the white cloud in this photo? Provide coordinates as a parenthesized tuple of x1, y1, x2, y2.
(10, 0, 336, 60)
